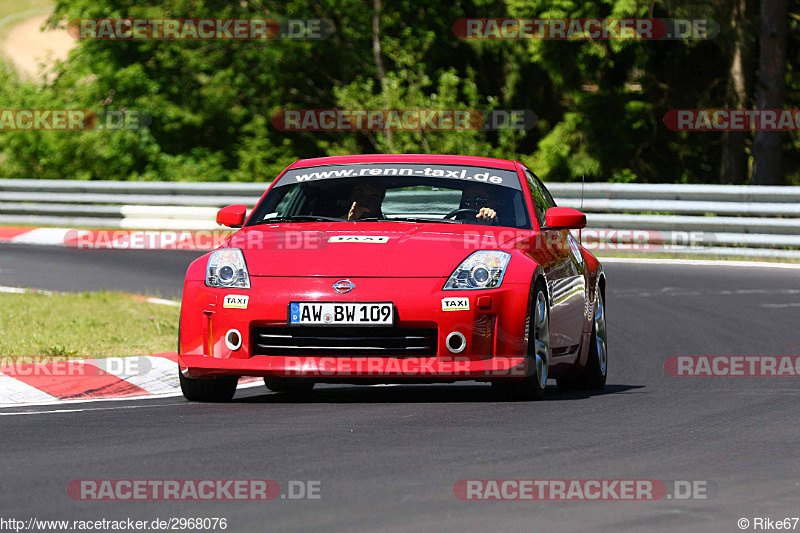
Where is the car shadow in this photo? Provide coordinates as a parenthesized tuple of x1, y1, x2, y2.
(232, 383, 644, 404)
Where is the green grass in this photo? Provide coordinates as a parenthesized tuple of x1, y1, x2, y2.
(0, 290, 180, 358)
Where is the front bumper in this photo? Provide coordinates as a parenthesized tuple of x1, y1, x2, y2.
(178, 353, 528, 380)
(178, 276, 531, 381)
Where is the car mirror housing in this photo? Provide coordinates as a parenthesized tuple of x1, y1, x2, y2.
(216, 204, 247, 228)
(544, 207, 587, 230)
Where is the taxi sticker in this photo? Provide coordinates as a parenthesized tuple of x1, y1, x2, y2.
(223, 295, 249, 309)
(442, 297, 470, 311)
(328, 236, 390, 243)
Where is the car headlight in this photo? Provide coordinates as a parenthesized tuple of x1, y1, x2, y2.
(206, 248, 250, 289)
(443, 251, 511, 290)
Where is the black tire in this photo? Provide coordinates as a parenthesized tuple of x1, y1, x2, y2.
(179, 371, 238, 402)
(493, 280, 549, 401)
(263, 377, 315, 394)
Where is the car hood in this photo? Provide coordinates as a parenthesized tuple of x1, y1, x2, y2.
(227, 222, 528, 277)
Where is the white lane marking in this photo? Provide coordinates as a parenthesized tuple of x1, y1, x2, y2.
(0, 285, 53, 295)
(599, 257, 800, 269)
(761, 302, 800, 308)
(1, 403, 178, 416)
(145, 297, 180, 307)
(0, 374, 58, 404)
(0, 379, 264, 409)
(2, 409, 87, 415)
(0, 286, 28, 294)
(1, 383, 403, 415)
(613, 288, 800, 299)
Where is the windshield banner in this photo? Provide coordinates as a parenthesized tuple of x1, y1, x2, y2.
(276, 164, 521, 189)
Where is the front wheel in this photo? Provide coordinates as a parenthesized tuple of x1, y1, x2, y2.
(179, 370, 238, 402)
(493, 281, 549, 401)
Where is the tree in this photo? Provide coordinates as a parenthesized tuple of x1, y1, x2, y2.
(753, 0, 788, 185)
(720, 0, 755, 184)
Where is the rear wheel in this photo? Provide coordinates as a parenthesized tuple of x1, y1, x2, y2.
(493, 281, 549, 401)
(558, 288, 607, 390)
(264, 377, 315, 394)
(582, 289, 607, 389)
(179, 371, 238, 402)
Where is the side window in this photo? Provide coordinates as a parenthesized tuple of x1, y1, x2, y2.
(538, 177, 558, 210)
(525, 170, 549, 227)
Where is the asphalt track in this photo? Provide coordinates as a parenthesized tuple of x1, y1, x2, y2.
(1, 243, 799, 532)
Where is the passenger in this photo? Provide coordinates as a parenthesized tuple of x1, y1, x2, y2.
(342, 181, 386, 220)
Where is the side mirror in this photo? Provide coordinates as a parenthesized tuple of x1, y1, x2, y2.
(544, 207, 587, 230)
(216, 204, 247, 228)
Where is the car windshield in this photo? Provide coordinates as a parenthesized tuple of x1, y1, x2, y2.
(246, 163, 532, 229)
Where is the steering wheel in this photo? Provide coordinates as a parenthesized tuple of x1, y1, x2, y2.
(443, 208, 479, 220)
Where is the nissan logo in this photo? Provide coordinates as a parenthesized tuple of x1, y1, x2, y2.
(332, 279, 355, 294)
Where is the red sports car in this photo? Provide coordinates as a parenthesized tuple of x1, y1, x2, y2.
(178, 154, 607, 401)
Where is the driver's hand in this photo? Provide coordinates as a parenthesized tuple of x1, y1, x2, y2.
(348, 202, 370, 221)
(476, 207, 497, 222)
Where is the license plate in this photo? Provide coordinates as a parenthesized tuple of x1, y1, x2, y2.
(288, 302, 394, 326)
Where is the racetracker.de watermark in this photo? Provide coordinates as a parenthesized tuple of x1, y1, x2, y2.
(68, 18, 334, 40)
(665, 356, 800, 377)
(67, 480, 321, 500)
(664, 109, 800, 131)
(275, 356, 531, 377)
(270, 109, 536, 131)
(451, 229, 711, 252)
(66, 229, 717, 252)
(65, 229, 718, 253)
(64, 230, 233, 251)
(62, 230, 343, 251)
(453, 18, 718, 40)
(0, 110, 150, 131)
(453, 479, 717, 500)
(0, 356, 152, 377)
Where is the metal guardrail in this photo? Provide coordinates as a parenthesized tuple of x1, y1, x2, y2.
(1, 179, 799, 258)
(547, 182, 800, 202)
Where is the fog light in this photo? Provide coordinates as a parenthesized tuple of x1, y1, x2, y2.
(446, 332, 467, 354)
(225, 329, 242, 351)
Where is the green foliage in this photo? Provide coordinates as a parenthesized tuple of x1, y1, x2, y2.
(0, 0, 797, 183)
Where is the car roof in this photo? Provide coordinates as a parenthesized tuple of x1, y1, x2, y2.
(288, 154, 520, 171)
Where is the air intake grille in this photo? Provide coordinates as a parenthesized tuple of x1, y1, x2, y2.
(251, 326, 437, 357)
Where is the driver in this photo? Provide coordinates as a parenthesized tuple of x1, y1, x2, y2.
(460, 184, 499, 224)
(341, 181, 386, 220)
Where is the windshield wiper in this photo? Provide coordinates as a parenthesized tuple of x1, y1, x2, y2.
(358, 216, 461, 224)
(256, 215, 346, 224)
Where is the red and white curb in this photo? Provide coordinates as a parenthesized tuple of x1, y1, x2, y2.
(0, 227, 69, 244)
(0, 353, 262, 407)
(1, 227, 81, 246)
